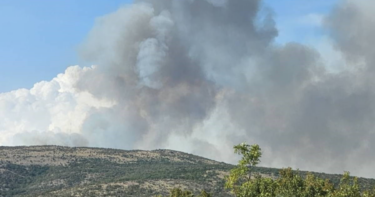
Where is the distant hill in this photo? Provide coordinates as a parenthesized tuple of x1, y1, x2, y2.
(0, 146, 374, 197)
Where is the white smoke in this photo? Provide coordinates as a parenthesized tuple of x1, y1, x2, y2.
(0, 66, 114, 146)
(1, 0, 375, 178)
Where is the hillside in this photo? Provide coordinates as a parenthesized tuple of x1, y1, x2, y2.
(0, 146, 374, 197)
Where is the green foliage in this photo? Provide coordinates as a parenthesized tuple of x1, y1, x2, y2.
(0, 164, 50, 196)
(159, 188, 211, 197)
(225, 143, 375, 197)
(233, 143, 262, 168)
(331, 172, 361, 197)
(169, 188, 194, 197)
(225, 143, 263, 196)
(199, 190, 212, 197)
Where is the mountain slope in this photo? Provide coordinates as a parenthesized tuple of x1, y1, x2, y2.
(0, 146, 374, 197)
(0, 146, 232, 196)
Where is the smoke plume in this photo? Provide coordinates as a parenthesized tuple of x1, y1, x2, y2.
(1, 0, 375, 177)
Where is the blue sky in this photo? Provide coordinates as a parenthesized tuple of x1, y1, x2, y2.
(0, 0, 337, 93)
(264, 0, 339, 44)
(0, 0, 132, 92)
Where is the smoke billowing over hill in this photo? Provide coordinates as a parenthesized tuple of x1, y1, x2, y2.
(1, 0, 375, 177)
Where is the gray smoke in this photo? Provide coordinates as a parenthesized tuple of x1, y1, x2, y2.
(2, 0, 375, 178)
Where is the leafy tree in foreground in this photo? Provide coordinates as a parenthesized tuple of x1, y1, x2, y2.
(199, 190, 212, 197)
(155, 188, 212, 197)
(225, 143, 375, 197)
(169, 188, 194, 197)
(225, 143, 266, 197)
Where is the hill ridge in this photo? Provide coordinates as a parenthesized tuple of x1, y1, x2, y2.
(0, 145, 374, 196)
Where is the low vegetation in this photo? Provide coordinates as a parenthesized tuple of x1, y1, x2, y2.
(0, 145, 374, 196)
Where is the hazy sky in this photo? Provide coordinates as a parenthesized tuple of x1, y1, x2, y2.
(0, 0, 336, 92)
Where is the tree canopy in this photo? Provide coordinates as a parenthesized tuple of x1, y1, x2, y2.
(225, 143, 375, 197)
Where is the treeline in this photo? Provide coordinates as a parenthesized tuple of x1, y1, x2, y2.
(162, 143, 375, 197)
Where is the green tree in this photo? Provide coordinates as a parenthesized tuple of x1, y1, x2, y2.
(199, 190, 211, 197)
(331, 172, 360, 197)
(225, 143, 375, 197)
(169, 188, 194, 197)
(225, 143, 266, 197)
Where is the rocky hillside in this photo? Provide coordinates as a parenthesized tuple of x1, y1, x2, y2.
(0, 146, 374, 197)
(0, 146, 233, 197)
